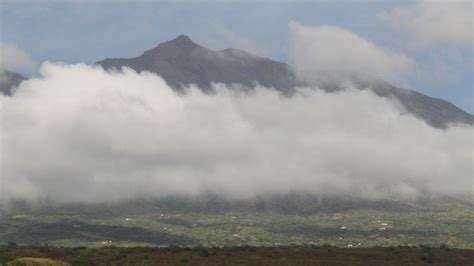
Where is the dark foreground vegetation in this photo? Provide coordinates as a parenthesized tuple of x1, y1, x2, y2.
(1, 244, 473, 266)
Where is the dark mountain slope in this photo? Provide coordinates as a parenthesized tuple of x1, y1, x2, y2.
(376, 86, 473, 128)
(97, 35, 473, 128)
(97, 35, 300, 93)
(0, 70, 27, 96)
(355, 79, 474, 128)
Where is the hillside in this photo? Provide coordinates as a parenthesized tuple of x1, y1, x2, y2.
(0, 70, 27, 96)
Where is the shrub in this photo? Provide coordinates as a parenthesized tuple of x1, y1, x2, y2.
(197, 249, 210, 257)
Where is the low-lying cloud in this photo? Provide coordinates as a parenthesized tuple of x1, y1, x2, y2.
(0, 63, 472, 203)
(288, 21, 415, 84)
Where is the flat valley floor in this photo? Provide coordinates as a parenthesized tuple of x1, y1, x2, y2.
(1, 196, 473, 248)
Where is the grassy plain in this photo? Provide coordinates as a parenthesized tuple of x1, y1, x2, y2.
(1, 196, 472, 249)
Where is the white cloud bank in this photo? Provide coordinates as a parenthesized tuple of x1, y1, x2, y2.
(0, 63, 471, 203)
(378, 0, 472, 48)
(288, 21, 415, 84)
(0, 43, 35, 71)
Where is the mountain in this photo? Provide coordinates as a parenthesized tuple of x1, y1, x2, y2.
(97, 35, 301, 93)
(353, 78, 474, 129)
(103, 35, 468, 128)
(0, 70, 27, 96)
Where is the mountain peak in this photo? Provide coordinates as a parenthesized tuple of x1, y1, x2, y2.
(162, 34, 197, 49)
(173, 34, 193, 43)
(96, 37, 473, 128)
(143, 34, 199, 57)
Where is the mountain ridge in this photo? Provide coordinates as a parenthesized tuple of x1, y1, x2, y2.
(0, 70, 27, 96)
(97, 35, 301, 93)
(0, 36, 470, 129)
(96, 35, 473, 128)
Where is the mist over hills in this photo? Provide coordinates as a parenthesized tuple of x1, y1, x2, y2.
(1, 35, 473, 249)
(1, 35, 472, 204)
(2, 35, 472, 128)
(1, 0, 473, 252)
(96, 35, 473, 129)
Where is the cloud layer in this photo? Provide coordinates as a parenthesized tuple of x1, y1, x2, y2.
(288, 22, 415, 84)
(0, 63, 471, 203)
(0, 43, 35, 71)
(378, 0, 472, 48)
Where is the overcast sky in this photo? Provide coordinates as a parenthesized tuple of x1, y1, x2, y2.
(0, 0, 472, 112)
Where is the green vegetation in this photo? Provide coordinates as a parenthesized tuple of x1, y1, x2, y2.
(6, 257, 71, 266)
(1, 245, 473, 265)
(0, 196, 473, 248)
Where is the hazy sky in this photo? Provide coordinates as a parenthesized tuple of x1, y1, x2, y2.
(0, 0, 472, 112)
